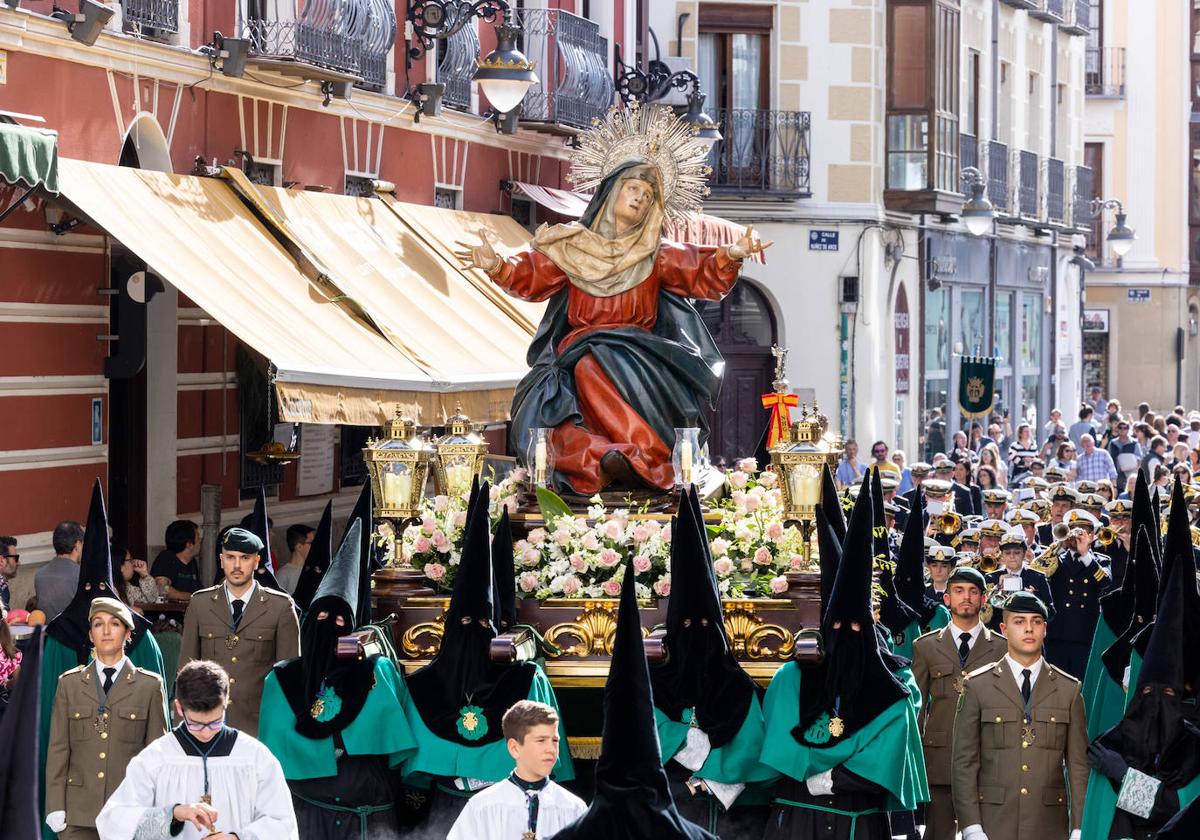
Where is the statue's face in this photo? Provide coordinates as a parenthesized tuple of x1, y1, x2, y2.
(613, 177, 654, 229)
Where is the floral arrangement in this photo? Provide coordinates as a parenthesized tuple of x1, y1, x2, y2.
(398, 468, 523, 592)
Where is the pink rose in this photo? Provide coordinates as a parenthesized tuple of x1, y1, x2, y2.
(490, 486, 501, 501)
(569, 552, 587, 572)
(729, 470, 749, 490)
(766, 521, 785, 541)
(522, 547, 541, 566)
(734, 524, 753, 542)
(662, 524, 672, 543)
(582, 532, 601, 551)
(511, 467, 529, 482)
(599, 548, 621, 568)
(713, 557, 734, 577)
(519, 572, 539, 593)
(528, 528, 547, 545)
(602, 578, 622, 597)
(561, 576, 582, 596)
(737, 457, 758, 473)
(743, 494, 761, 514)
(502, 496, 519, 515)
(603, 520, 622, 540)
(421, 516, 437, 533)
(633, 554, 651, 574)
(753, 546, 773, 566)
(711, 537, 730, 557)
(425, 563, 446, 581)
(769, 575, 789, 594)
(414, 536, 432, 554)
(432, 530, 451, 552)
(764, 489, 782, 508)
(789, 554, 805, 571)
(631, 525, 650, 544)
(758, 470, 778, 488)
(434, 495, 449, 512)
(653, 577, 672, 597)
(554, 529, 572, 546)
(453, 511, 468, 528)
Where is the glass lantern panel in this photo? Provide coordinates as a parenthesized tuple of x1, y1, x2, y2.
(381, 461, 414, 510)
(444, 455, 474, 495)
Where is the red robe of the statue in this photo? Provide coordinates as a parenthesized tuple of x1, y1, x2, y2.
(491, 240, 741, 493)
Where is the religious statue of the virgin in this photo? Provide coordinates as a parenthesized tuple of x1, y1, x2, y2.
(460, 104, 771, 495)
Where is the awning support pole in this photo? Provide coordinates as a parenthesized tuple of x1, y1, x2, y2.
(0, 184, 39, 226)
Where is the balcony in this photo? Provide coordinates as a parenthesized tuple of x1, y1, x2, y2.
(240, 0, 397, 91)
(437, 21, 479, 111)
(986, 140, 1011, 216)
(1046, 158, 1065, 225)
(122, 0, 177, 37)
(1017, 150, 1039, 222)
(709, 109, 812, 197)
(1070, 165, 1094, 234)
(999, 0, 1038, 9)
(1086, 47, 1126, 97)
(1060, 0, 1090, 35)
(961, 133, 978, 173)
(1029, 0, 1064, 24)
(513, 8, 614, 131)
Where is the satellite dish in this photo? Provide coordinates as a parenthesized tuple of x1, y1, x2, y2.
(127, 271, 148, 304)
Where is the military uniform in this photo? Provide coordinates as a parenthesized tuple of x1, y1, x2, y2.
(951, 657, 1088, 840)
(1045, 549, 1111, 678)
(45, 660, 167, 839)
(911, 623, 1006, 840)
(179, 582, 299, 735)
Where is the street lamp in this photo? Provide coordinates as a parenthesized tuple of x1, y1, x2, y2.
(1091, 197, 1136, 258)
(960, 167, 995, 237)
(617, 65, 722, 147)
(407, 1, 538, 117)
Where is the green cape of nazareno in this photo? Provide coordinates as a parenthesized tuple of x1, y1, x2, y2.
(926, 605, 951, 633)
(1080, 766, 1200, 839)
(890, 620, 923, 662)
(758, 661, 928, 811)
(1125, 651, 1143, 708)
(655, 692, 775, 788)
(1082, 617, 1127, 739)
(38, 632, 167, 840)
(397, 665, 574, 786)
(257, 657, 418, 780)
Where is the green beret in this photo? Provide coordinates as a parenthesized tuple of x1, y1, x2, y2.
(1003, 591, 1048, 619)
(221, 527, 263, 554)
(947, 566, 986, 591)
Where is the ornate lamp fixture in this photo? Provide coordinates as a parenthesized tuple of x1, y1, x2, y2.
(1090, 197, 1136, 258)
(616, 65, 722, 149)
(960, 167, 995, 237)
(770, 403, 843, 565)
(363, 407, 431, 521)
(433, 405, 490, 496)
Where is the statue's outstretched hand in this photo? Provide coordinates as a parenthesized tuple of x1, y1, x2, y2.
(727, 225, 773, 260)
(454, 228, 501, 273)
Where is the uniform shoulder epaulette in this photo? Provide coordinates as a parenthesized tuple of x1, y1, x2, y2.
(1045, 662, 1080, 683)
(913, 627, 941, 645)
(134, 666, 165, 682)
(194, 584, 222, 597)
(257, 584, 291, 598)
(58, 664, 88, 679)
(965, 662, 996, 680)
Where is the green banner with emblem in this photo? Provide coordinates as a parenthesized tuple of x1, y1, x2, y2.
(958, 355, 996, 419)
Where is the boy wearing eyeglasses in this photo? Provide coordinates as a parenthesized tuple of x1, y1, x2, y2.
(96, 660, 298, 840)
(45, 597, 167, 840)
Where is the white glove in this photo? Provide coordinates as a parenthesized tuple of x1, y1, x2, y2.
(1122, 664, 1132, 692)
(45, 811, 67, 833)
(961, 824, 988, 840)
(1069, 831, 1082, 840)
(804, 769, 834, 797)
(674, 727, 711, 772)
(703, 778, 745, 811)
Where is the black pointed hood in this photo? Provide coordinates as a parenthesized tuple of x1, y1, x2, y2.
(273, 519, 375, 739)
(345, 481, 377, 629)
(822, 462, 847, 544)
(46, 480, 153, 657)
(896, 488, 934, 625)
(1101, 525, 1159, 684)
(651, 487, 756, 748)
(815, 465, 844, 622)
(1101, 471, 1158, 637)
(291, 501, 332, 612)
(0, 626, 43, 839)
(491, 507, 517, 633)
(796, 471, 910, 745)
(247, 486, 284, 591)
(1148, 479, 1200, 689)
(406, 481, 536, 745)
(552, 556, 717, 840)
(871, 469, 920, 636)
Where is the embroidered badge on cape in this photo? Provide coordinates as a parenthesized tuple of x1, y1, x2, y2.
(457, 705, 488, 740)
(310, 685, 342, 722)
(803, 713, 832, 745)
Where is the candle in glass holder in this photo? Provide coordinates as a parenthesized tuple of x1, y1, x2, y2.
(393, 470, 413, 511)
(681, 439, 693, 483)
(535, 433, 548, 483)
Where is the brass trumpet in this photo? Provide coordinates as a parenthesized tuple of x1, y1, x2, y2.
(1095, 526, 1117, 549)
(976, 551, 1001, 575)
(931, 511, 962, 536)
(1030, 527, 1075, 578)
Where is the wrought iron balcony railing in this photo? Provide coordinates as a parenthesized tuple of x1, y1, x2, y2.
(1086, 47, 1126, 97)
(1061, 0, 1090, 35)
(1071, 165, 1094, 234)
(986, 140, 1010, 215)
(241, 0, 397, 90)
(707, 108, 812, 197)
(1030, 0, 1064, 24)
(513, 8, 613, 129)
(1017, 150, 1039, 220)
(437, 20, 479, 111)
(122, 0, 178, 36)
(960, 133, 978, 176)
(1046, 158, 1065, 224)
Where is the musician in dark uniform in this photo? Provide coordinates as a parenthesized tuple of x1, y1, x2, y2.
(1044, 509, 1112, 679)
(1037, 484, 1078, 546)
(932, 458, 975, 516)
(980, 489, 1011, 522)
(1004, 509, 1041, 556)
(1101, 497, 1132, 583)
(982, 530, 1054, 634)
(901, 462, 933, 510)
(925, 544, 955, 603)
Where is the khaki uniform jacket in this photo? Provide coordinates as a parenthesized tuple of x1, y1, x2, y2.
(951, 658, 1089, 840)
(912, 623, 1007, 786)
(179, 583, 299, 736)
(45, 660, 168, 828)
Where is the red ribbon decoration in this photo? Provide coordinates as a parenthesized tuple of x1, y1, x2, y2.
(760, 392, 799, 449)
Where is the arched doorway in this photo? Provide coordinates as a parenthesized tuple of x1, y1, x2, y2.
(694, 280, 779, 467)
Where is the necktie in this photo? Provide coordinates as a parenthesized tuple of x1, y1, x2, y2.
(231, 599, 244, 627)
(958, 632, 971, 666)
(1021, 669, 1032, 705)
(102, 667, 116, 695)
(509, 773, 548, 837)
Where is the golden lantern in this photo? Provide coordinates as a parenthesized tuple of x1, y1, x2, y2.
(770, 402, 843, 564)
(433, 405, 490, 496)
(363, 407, 430, 521)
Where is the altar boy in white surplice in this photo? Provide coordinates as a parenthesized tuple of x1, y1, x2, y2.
(95, 661, 297, 840)
(448, 700, 586, 840)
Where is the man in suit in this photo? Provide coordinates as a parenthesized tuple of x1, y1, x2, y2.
(983, 530, 1054, 633)
(34, 521, 85, 620)
(179, 528, 299, 736)
(44, 597, 168, 839)
(912, 567, 1005, 840)
(1045, 509, 1112, 679)
(952, 592, 1088, 840)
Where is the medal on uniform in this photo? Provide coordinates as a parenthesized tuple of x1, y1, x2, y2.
(521, 833, 536, 840)
(225, 633, 239, 649)
(953, 673, 966, 695)
(828, 716, 845, 737)
(93, 711, 110, 735)
(1021, 722, 1036, 748)
(457, 703, 488, 741)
